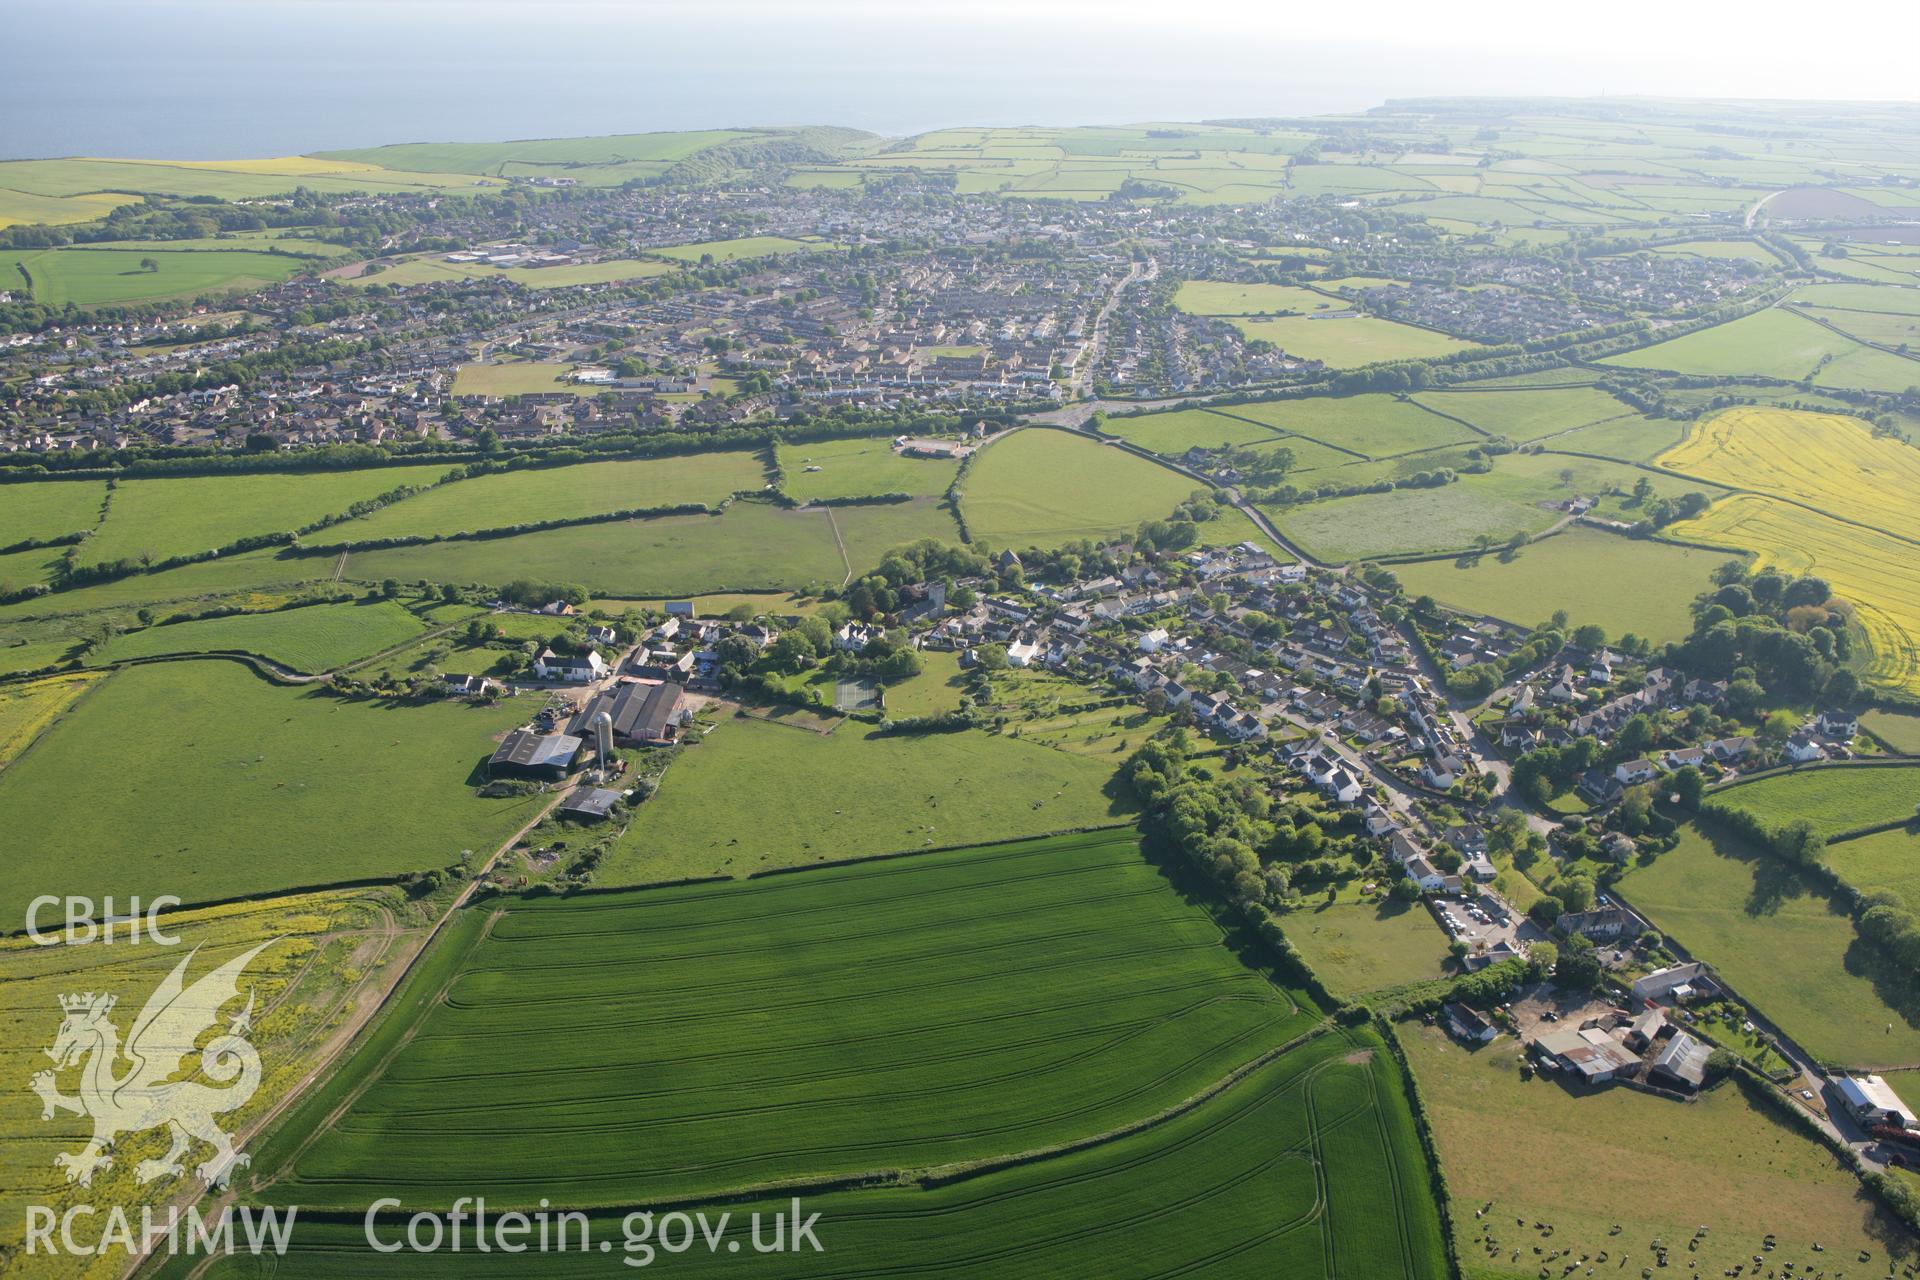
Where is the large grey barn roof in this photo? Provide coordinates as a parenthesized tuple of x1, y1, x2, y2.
(490, 730, 583, 771)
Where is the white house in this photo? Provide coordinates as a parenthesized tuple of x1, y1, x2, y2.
(834, 622, 883, 653)
(532, 648, 608, 682)
(1005, 639, 1040, 668)
(1783, 733, 1824, 764)
(1614, 758, 1659, 786)
(1405, 855, 1448, 893)
(1138, 628, 1171, 653)
(1323, 767, 1364, 805)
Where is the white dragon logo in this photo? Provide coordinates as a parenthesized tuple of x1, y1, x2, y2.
(31, 941, 272, 1190)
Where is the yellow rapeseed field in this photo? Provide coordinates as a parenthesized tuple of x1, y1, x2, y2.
(1675, 495, 1920, 694)
(1659, 406, 1920, 542)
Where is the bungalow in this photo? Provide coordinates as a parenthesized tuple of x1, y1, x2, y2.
(1632, 961, 1715, 1004)
(1614, 758, 1660, 786)
(1835, 1074, 1916, 1130)
(532, 648, 608, 682)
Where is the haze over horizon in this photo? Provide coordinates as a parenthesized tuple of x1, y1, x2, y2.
(4, 0, 1918, 159)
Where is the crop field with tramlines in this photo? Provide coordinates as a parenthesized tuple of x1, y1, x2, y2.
(252, 830, 1330, 1210)
(198, 1028, 1444, 1279)
(1672, 494, 1920, 695)
(1658, 406, 1920, 542)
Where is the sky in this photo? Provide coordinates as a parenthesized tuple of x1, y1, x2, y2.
(3, 0, 1918, 158)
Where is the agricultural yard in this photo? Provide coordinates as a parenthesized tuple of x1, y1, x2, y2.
(1672, 495, 1920, 696)
(1622, 822, 1920, 1067)
(1710, 764, 1920, 843)
(1278, 893, 1451, 996)
(0, 659, 543, 925)
(0, 477, 107, 546)
(78, 464, 456, 568)
(1390, 527, 1725, 642)
(87, 599, 432, 672)
(340, 501, 851, 598)
(328, 451, 768, 542)
(1400, 1023, 1910, 1279)
(777, 437, 959, 501)
(0, 244, 324, 306)
(0, 885, 445, 1268)
(1658, 407, 1920, 544)
(603, 711, 1134, 883)
(217, 1027, 1441, 1278)
(1227, 314, 1478, 368)
(257, 830, 1332, 1210)
(963, 429, 1228, 551)
(449, 361, 593, 398)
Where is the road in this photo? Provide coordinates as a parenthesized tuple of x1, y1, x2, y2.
(1070, 256, 1154, 399)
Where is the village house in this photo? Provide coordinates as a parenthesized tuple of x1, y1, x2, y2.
(532, 648, 608, 683)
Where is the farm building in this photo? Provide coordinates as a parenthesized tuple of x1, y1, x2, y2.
(1534, 1027, 1638, 1084)
(488, 730, 583, 780)
(533, 648, 609, 682)
(558, 787, 622, 822)
(1834, 1074, 1916, 1129)
(1445, 1003, 1498, 1045)
(1648, 1031, 1711, 1093)
(571, 680, 686, 747)
(1632, 961, 1717, 1005)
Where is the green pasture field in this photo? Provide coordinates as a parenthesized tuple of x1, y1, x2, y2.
(1475, 448, 1726, 522)
(1623, 821, 1920, 1067)
(255, 829, 1327, 1211)
(0, 659, 543, 928)
(1389, 527, 1725, 642)
(777, 437, 959, 500)
(88, 600, 431, 672)
(342, 501, 849, 598)
(1647, 238, 1784, 264)
(0, 637, 78, 676)
(1548, 412, 1688, 461)
(449, 361, 590, 398)
(1216, 395, 1476, 458)
(355, 254, 674, 289)
(0, 546, 61, 594)
(318, 130, 755, 175)
(976, 666, 1172, 757)
(0, 246, 316, 306)
(0, 156, 492, 202)
(1278, 894, 1451, 996)
(1411, 385, 1629, 442)
(0, 672, 99, 768)
(207, 1026, 1442, 1278)
(961, 429, 1210, 551)
(1400, 1023, 1911, 1279)
(1229, 314, 1478, 367)
(821, 496, 966, 577)
(0, 551, 340, 628)
(1599, 307, 1860, 381)
(1099, 406, 1283, 453)
(0, 479, 104, 546)
(1810, 342, 1920, 394)
(78, 464, 454, 567)
(331, 452, 767, 541)
(1172, 280, 1348, 315)
(648, 235, 835, 262)
(1265, 482, 1560, 563)
(1794, 303, 1920, 348)
(1863, 709, 1920, 754)
(604, 711, 1134, 883)
(1711, 764, 1920, 841)
(1790, 282, 1920, 316)
(880, 647, 967, 716)
(1826, 828, 1920, 918)
(0, 187, 136, 229)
